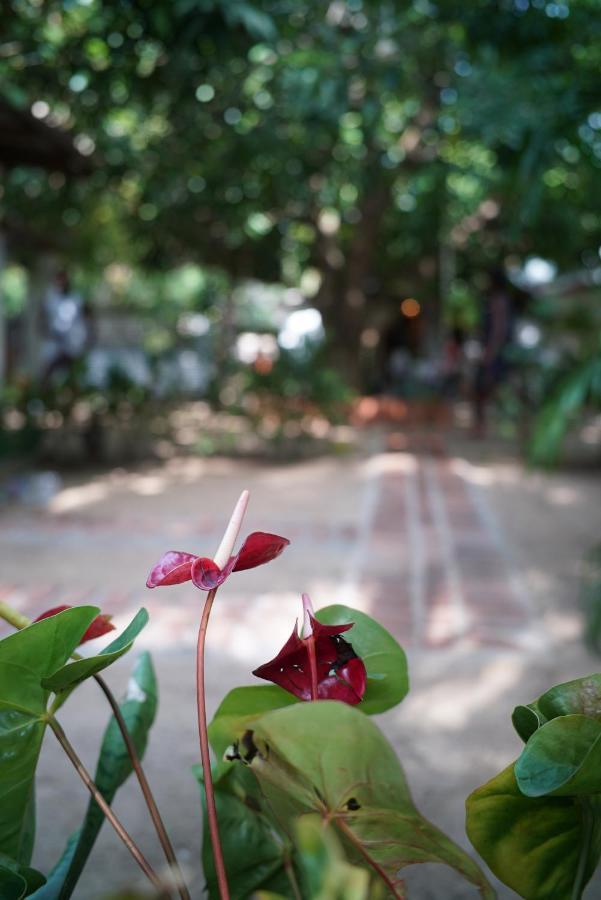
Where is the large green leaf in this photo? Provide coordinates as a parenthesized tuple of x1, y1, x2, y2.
(315, 606, 408, 714)
(467, 763, 601, 899)
(515, 714, 601, 798)
(0, 607, 99, 864)
(241, 702, 493, 899)
(199, 766, 297, 900)
(30, 651, 158, 900)
(42, 609, 149, 694)
(208, 685, 298, 761)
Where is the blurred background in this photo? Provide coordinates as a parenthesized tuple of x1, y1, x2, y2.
(1, 0, 600, 469)
(1, 1, 601, 898)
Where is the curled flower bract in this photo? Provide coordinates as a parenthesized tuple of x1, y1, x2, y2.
(146, 532, 289, 591)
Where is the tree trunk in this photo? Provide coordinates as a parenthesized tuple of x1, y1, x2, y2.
(313, 184, 391, 391)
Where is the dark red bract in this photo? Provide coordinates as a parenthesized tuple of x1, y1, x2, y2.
(252, 613, 367, 705)
(33, 605, 115, 644)
(146, 532, 289, 591)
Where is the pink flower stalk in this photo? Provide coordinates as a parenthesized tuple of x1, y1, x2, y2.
(147, 489, 289, 900)
(253, 594, 367, 704)
(33, 605, 115, 644)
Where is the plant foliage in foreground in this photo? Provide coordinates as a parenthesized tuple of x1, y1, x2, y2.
(0, 491, 599, 899)
(467, 673, 601, 899)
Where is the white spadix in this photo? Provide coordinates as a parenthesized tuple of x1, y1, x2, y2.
(213, 489, 250, 569)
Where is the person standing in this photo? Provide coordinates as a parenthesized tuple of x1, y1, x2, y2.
(472, 268, 514, 438)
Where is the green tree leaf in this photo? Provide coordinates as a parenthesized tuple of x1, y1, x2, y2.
(315, 606, 409, 714)
(0, 607, 99, 864)
(41, 609, 149, 694)
(30, 651, 158, 900)
(242, 701, 493, 899)
(467, 763, 601, 900)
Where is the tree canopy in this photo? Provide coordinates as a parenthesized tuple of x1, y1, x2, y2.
(2, 0, 601, 368)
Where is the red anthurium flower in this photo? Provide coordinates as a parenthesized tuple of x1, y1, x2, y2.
(147, 490, 288, 591)
(33, 605, 115, 644)
(252, 594, 367, 705)
(146, 532, 290, 591)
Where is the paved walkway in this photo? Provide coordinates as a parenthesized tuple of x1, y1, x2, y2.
(1, 430, 600, 898)
(0, 433, 536, 655)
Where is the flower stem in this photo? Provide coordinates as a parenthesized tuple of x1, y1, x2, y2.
(94, 674, 191, 900)
(307, 635, 319, 701)
(48, 715, 165, 893)
(0, 603, 187, 899)
(196, 587, 230, 900)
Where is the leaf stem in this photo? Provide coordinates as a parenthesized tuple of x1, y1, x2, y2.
(307, 636, 319, 701)
(572, 798, 594, 900)
(196, 587, 230, 900)
(335, 818, 405, 899)
(48, 715, 165, 893)
(94, 674, 191, 900)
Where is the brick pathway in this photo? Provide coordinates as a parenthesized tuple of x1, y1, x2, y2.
(0, 435, 535, 653)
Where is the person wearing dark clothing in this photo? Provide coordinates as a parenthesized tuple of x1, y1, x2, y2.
(472, 269, 514, 437)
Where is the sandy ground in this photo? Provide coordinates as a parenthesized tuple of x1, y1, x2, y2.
(1, 428, 600, 899)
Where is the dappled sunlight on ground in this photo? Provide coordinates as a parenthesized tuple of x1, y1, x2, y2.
(400, 653, 525, 732)
(49, 480, 111, 513)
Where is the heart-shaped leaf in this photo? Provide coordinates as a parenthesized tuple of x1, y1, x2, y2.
(30, 651, 158, 900)
(315, 605, 409, 714)
(467, 763, 601, 899)
(0, 607, 99, 864)
(515, 714, 601, 798)
(41, 609, 149, 695)
(240, 701, 493, 899)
